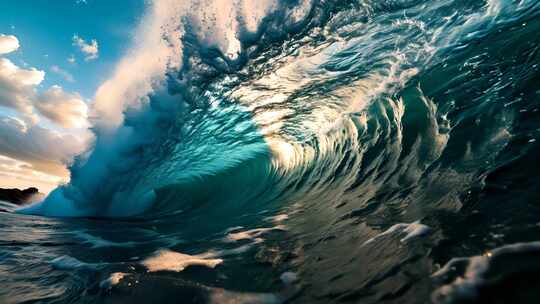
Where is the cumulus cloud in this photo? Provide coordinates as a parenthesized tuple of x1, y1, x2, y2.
(35, 85, 88, 128)
(0, 116, 91, 192)
(0, 58, 44, 87)
(0, 33, 91, 191)
(0, 116, 86, 176)
(72, 34, 99, 61)
(0, 57, 44, 118)
(50, 65, 75, 82)
(0, 57, 87, 127)
(0, 34, 19, 55)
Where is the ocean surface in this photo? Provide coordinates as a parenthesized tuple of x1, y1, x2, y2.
(2, 0, 540, 303)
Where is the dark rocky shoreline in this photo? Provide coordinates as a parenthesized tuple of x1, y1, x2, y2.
(0, 187, 41, 205)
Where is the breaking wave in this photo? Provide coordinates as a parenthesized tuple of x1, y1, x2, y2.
(7, 0, 540, 303)
(19, 0, 538, 221)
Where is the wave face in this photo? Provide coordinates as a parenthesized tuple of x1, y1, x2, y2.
(18, 0, 535, 218)
(9, 0, 540, 303)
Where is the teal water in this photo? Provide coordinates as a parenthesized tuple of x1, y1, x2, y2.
(3, 0, 540, 303)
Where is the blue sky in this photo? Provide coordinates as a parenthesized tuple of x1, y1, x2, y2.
(0, 0, 145, 98)
(0, 0, 148, 192)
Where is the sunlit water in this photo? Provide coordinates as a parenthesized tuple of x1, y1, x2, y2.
(3, 0, 540, 303)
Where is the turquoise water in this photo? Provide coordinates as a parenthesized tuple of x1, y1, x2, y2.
(3, 0, 540, 303)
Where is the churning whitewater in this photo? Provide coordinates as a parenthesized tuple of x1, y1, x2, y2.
(3, 0, 540, 303)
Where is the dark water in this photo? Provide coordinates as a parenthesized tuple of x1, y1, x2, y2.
(3, 0, 540, 303)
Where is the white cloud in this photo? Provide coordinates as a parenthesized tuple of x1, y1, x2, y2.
(0, 116, 87, 176)
(0, 58, 44, 86)
(0, 34, 19, 55)
(35, 85, 88, 128)
(67, 55, 76, 64)
(0, 57, 44, 118)
(0, 154, 65, 194)
(50, 65, 75, 82)
(0, 115, 92, 192)
(0, 34, 91, 191)
(0, 42, 87, 128)
(72, 35, 99, 61)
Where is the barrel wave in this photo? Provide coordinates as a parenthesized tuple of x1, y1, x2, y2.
(4, 0, 540, 303)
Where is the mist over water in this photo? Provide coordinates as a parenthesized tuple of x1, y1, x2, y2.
(3, 0, 540, 303)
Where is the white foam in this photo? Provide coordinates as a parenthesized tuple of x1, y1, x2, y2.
(17, 188, 91, 217)
(363, 221, 431, 245)
(99, 272, 127, 289)
(431, 241, 540, 304)
(141, 249, 223, 272)
(400, 221, 432, 242)
(225, 225, 286, 242)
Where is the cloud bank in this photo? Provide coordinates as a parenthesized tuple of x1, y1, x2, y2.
(0, 58, 87, 127)
(0, 33, 90, 192)
(0, 116, 85, 176)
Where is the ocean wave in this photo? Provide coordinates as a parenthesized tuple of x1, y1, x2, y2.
(5, 1, 540, 302)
